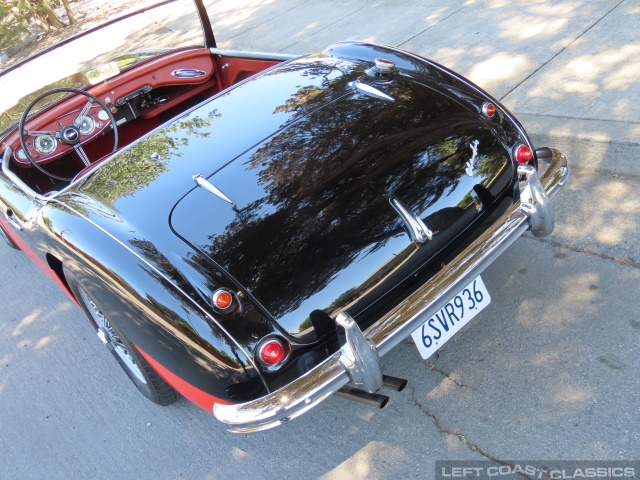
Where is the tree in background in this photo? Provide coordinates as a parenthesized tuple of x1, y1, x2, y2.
(0, 0, 75, 53)
(60, 0, 75, 24)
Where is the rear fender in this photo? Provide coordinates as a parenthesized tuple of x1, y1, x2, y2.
(0, 148, 75, 300)
(42, 199, 266, 405)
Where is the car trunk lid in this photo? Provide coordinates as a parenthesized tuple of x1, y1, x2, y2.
(170, 73, 515, 342)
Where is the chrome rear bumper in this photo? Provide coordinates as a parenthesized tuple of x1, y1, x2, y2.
(214, 149, 570, 432)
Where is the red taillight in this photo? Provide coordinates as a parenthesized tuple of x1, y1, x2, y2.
(211, 288, 236, 313)
(261, 342, 284, 364)
(514, 144, 534, 164)
(482, 102, 496, 118)
(257, 337, 289, 366)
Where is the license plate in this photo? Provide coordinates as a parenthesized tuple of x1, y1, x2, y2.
(411, 276, 491, 359)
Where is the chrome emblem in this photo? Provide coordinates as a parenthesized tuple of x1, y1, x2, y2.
(65, 130, 78, 142)
(465, 139, 480, 177)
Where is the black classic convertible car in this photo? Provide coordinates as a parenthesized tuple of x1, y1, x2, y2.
(0, 0, 569, 432)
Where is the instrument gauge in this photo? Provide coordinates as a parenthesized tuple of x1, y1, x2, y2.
(16, 149, 27, 160)
(34, 135, 57, 155)
(97, 109, 109, 121)
(74, 114, 96, 135)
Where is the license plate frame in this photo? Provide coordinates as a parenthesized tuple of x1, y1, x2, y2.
(411, 275, 492, 359)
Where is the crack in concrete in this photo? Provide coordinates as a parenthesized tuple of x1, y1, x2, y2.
(425, 351, 474, 389)
(500, 0, 627, 102)
(279, 0, 378, 52)
(518, 113, 640, 127)
(397, 5, 467, 48)
(386, 401, 402, 415)
(406, 386, 534, 480)
(426, 362, 473, 389)
(527, 236, 640, 270)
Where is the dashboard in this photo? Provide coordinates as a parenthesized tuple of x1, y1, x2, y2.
(7, 47, 217, 167)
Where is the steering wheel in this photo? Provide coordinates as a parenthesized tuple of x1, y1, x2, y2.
(18, 87, 119, 182)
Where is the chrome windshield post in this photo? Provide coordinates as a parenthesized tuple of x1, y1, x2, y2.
(336, 312, 383, 393)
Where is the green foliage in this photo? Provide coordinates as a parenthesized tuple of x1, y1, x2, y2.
(0, 0, 31, 51)
(0, 0, 67, 52)
(85, 111, 219, 206)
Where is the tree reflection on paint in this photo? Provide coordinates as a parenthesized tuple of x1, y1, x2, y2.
(195, 67, 510, 324)
(85, 111, 219, 206)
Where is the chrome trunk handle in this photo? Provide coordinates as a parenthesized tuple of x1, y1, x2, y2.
(389, 197, 433, 245)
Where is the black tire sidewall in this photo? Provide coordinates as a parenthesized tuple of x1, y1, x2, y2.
(63, 267, 177, 405)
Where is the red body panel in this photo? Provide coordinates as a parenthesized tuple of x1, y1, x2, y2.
(136, 345, 234, 411)
(215, 57, 280, 89)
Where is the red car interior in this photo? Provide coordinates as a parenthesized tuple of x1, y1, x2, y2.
(3, 47, 281, 194)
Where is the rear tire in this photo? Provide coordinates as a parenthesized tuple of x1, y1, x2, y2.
(64, 267, 177, 406)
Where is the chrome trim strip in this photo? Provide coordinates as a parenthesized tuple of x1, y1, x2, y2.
(389, 197, 432, 244)
(171, 68, 207, 79)
(213, 148, 569, 432)
(193, 173, 233, 204)
(351, 80, 395, 102)
(209, 48, 298, 62)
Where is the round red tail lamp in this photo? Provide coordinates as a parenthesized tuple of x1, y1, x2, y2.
(482, 102, 496, 118)
(257, 337, 290, 367)
(514, 144, 534, 164)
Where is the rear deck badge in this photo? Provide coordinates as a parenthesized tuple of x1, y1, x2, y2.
(465, 140, 480, 177)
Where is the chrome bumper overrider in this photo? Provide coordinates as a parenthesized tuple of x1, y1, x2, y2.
(214, 149, 570, 433)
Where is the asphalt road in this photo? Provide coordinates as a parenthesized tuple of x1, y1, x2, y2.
(1, 1, 639, 479)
